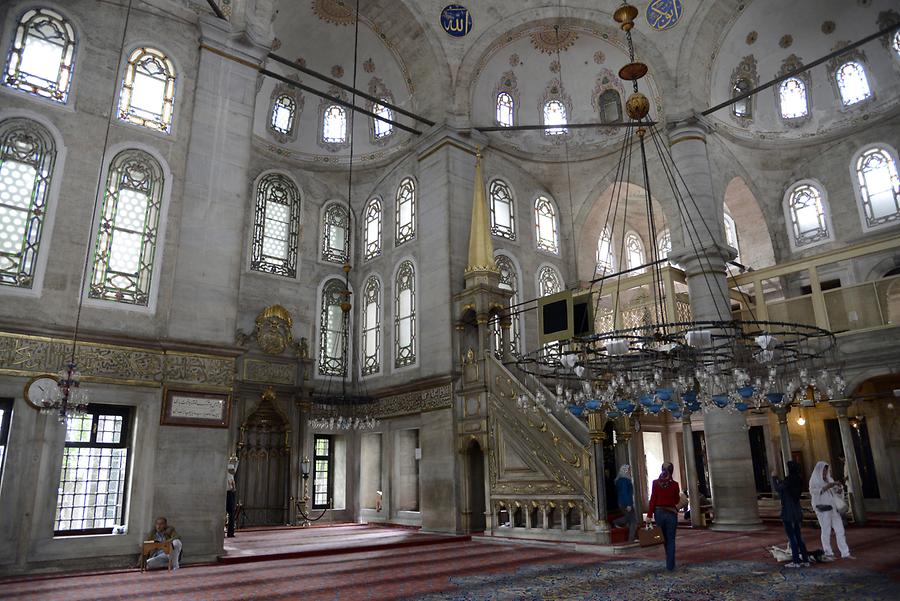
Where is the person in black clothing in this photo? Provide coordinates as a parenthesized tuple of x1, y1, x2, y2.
(772, 461, 810, 568)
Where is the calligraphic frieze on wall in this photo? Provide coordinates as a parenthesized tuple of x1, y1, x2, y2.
(367, 384, 452, 418)
(242, 359, 297, 385)
(0, 332, 234, 390)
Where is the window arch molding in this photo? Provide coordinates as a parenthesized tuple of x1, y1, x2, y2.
(319, 200, 352, 265)
(849, 143, 900, 232)
(392, 256, 418, 370)
(535, 262, 564, 298)
(493, 71, 520, 129)
(267, 79, 303, 143)
(774, 55, 811, 126)
(533, 194, 561, 255)
(2, 5, 81, 107)
(492, 250, 524, 356)
(782, 178, 834, 252)
(83, 141, 172, 313)
(247, 169, 302, 278)
(114, 42, 180, 135)
(0, 108, 67, 298)
(486, 175, 517, 241)
(315, 277, 354, 379)
(828, 52, 874, 110)
(359, 272, 383, 378)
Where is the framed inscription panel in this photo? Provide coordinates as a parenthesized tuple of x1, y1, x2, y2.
(161, 388, 231, 428)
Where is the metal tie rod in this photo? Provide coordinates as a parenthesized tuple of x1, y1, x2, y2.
(703, 23, 900, 116)
(476, 121, 657, 132)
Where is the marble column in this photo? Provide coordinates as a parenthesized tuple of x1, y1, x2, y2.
(588, 412, 611, 543)
(681, 412, 704, 527)
(772, 405, 793, 475)
(830, 400, 867, 525)
(669, 117, 762, 531)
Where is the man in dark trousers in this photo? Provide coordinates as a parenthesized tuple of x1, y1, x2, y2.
(226, 455, 238, 538)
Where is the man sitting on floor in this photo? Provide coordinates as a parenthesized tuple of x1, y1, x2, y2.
(145, 517, 183, 570)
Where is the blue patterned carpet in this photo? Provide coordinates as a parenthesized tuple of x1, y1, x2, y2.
(411, 559, 896, 601)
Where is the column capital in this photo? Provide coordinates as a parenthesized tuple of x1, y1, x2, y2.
(770, 404, 792, 423)
(829, 398, 852, 416)
(669, 243, 736, 278)
(667, 113, 713, 140)
(199, 15, 271, 67)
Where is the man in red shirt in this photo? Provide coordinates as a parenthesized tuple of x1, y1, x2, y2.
(647, 461, 680, 570)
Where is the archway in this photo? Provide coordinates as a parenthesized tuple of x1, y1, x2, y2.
(466, 439, 487, 533)
(723, 176, 776, 270)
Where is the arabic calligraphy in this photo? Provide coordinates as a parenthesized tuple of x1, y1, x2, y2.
(646, 0, 683, 31)
(440, 4, 472, 38)
(170, 395, 225, 420)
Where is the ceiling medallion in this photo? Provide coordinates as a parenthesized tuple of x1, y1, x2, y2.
(746, 30, 758, 45)
(646, 0, 683, 31)
(779, 34, 794, 49)
(821, 21, 836, 34)
(593, 50, 606, 64)
(530, 27, 579, 54)
(312, 0, 355, 26)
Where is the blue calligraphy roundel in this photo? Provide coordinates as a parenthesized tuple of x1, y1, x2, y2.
(441, 5, 472, 38)
(646, 0, 683, 31)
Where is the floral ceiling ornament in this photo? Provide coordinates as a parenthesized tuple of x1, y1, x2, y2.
(530, 27, 579, 54)
(312, 0, 355, 26)
(509, 53, 521, 67)
(746, 30, 758, 45)
(593, 50, 606, 64)
(779, 34, 794, 49)
(821, 21, 836, 34)
(331, 65, 345, 78)
(549, 59, 560, 73)
(363, 58, 376, 73)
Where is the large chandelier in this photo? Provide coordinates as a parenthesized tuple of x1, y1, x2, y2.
(514, 3, 845, 421)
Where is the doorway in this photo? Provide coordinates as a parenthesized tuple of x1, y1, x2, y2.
(824, 418, 881, 499)
(466, 440, 486, 532)
(748, 425, 772, 494)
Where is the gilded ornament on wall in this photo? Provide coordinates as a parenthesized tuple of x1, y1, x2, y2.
(530, 27, 579, 54)
(254, 305, 294, 355)
(312, 0, 355, 26)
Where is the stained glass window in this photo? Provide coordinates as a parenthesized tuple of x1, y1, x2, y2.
(271, 94, 296, 135)
(788, 183, 829, 247)
(835, 61, 871, 107)
(489, 179, 515, 239)
(534, 196, 559, 254)
(312, 435, 332, 509)
(724, 213, 740, 260)
(496, 92, 514, 127)
(0, 118, 56, 289)
(732, 79, 751, 118)
(361, 275, 381, 376)
(778, 77, 809, 119)
(373, 101, 393, 139)
(491, 254, 521, 358)
(538, 265, 562, 297)
(251, 173, 300, 278)
(596, 228, 614, 275)
(543, 100, 568, 135)
(363, 197, 382, 260)
(625, 233, 644, 273)
(323, 104, 347, 144)
(598, 90, 622, 124)
(319, 279, 348, 376)
(322, 203, 350, 264)
(89, 150, 164, 306)
(394, 261, 416, 368)
(855, 147, 900, 228)
(117, 48, 176, 133)
(55, 405, 132, 535)
(395, 177, 416, 246)
(3, 8, 76, 103)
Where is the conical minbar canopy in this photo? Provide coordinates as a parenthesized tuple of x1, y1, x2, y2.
(465, 149, 498, 275)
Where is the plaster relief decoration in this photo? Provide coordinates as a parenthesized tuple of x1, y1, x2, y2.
(530, 27, 579, 54)
(593, 50, 605, 64)
(730, 54, 758, 126)
(363, 58, 375, 73)
(0, 332, 235, 389)
(746, 31, 758, 45)
(591, 68, 626, 131)
(312, 0, 354, 26)
(509, 53, 520, 67)
(331, 65, 344, 79)
(877, 11, 900, 51)
(237, 304, 297, 356)
(779, 34, 793, 49)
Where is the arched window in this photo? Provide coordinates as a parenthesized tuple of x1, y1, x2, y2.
(319, 279, 348, 376)
(361, 275, 381, 376)
(543, 100, 568, 135)
(657, 229, 672, 261)
(491, 254, 521, 357)
(538, 265, 563, 297)
(251, 173, 300, 277)
(835, 61, 871, 107)
(395, 177, 415, 245)
(363, 197, 382, 260)
(625, 232, 645, 273)
(854, 147, 900, 229)
(271, 94, 296, 135)
(489, 179, 515, 240)
(372, 101, 393, 139)
(322, 203, 350, 264)
(89, 149, 165, 306)
(598, 90, 622, 124)
(496, 92, 514, 127)
(732, 79, 751, 118)
(894, 30, 900, 58)
(0, 118, 57, 289)
(534, 196, 559, 254)
(3, 8, 76, 102)
(778, 77, 809, 119)
(323, 104, 347, 143)
(786, 183, 830, 248)
(724, 213, 740, 259)
(596, 228, 614, 274)
(117, 47, 176, 133)
(394, 260, 416, 368)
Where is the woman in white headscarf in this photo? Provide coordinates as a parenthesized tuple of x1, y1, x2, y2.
(809, 461, 852, 559)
